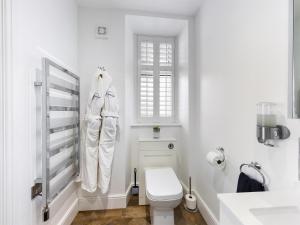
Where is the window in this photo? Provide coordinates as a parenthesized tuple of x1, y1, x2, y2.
(137, 36, 175, 122)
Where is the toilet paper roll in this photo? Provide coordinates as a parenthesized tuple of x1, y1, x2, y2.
(206, 151, 225, 170)
(185, 194, 197, 210)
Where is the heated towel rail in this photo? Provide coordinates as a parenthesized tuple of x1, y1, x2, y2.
(32, 58, 80, 221)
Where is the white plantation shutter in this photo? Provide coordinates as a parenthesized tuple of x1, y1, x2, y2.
(159, 71, 173, 117)
(140, 41, 154, 66)
(160, 43, 173, 67)
(137, 36, 175, 122)
(140, 70, 154, 117)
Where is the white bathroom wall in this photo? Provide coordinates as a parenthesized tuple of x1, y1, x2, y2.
(78, 9, 193, 204)
(176, 22, 191, 182)
(0, 1, 9, 224)
(78, 8, 129, 207)
(293, 0, 300, 116)
(124, 14, 193, 185)
(10, 0, 78, 224)
(124, 16, 135, 192)
(193, 0, 298, 220)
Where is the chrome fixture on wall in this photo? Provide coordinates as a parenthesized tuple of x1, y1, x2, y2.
(216, 147, 225, 165)
(256, 102, 290, 147)
(33, 58, 80, 221)
(206, 147, 226, 170)
(240, 162, 266, 186)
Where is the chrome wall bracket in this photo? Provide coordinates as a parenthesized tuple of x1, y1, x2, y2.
(31, 178, 42, 199)
(257, 125, 290, 147)
(34, 81, 43, 86)
(216, 147, 225, 164)
(240, 162, 266, 186)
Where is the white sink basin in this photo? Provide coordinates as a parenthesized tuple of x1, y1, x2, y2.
(250, 206, 300, 225)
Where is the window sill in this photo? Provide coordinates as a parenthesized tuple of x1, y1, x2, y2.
(130, 123, 182, 127)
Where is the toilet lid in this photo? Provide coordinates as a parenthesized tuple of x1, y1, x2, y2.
(145, 167, 183, 201)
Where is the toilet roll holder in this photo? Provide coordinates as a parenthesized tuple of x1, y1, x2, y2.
(184, 176, 198, 213)
(216, 147, 226, 165)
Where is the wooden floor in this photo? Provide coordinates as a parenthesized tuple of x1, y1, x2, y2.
(71, 195, 207, 225)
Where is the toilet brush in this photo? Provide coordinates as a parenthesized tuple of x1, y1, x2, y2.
(184, 176, 197, 212)
(131, 168, 139, 195)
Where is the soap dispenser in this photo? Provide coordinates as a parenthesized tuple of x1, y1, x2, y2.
(256, 102, 290, 147)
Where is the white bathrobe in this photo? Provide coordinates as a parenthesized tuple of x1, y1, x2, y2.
(81, 70, 119, 193)
(98, 86, 119, 194)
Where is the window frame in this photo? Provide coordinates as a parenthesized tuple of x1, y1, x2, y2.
(136, 35, 176, 123)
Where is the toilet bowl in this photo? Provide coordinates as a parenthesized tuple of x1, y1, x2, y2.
(145, 167, 183, 225)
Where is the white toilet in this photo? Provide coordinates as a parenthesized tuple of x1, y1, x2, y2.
(145, 167, 183, 225)
(137, 138, 182, 225)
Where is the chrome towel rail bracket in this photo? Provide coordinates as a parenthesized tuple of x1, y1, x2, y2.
(31, 178, 42, 199)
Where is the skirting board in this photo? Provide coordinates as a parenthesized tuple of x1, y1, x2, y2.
(126, 182, 133, 205)
(57, 199, 79, 225)
(181, 182, 219, 225)
(44, 182, 79, 225)
(78, 183, 132, 211)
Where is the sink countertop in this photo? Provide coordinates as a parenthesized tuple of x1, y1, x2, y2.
(218, 189, 300, 225)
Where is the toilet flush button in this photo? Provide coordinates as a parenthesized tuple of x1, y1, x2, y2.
(168, 143, 174, 149)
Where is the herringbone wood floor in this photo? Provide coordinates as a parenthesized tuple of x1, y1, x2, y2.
(71, 195, 207, 225)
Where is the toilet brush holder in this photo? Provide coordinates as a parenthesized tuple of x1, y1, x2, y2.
(131, 168, 139, 195)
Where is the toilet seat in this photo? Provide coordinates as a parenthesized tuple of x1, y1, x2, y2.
(145, 167, 183, 201)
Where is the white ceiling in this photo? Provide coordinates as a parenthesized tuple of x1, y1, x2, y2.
(77, 0, 203, 16)
(126, 15, 187, 36)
